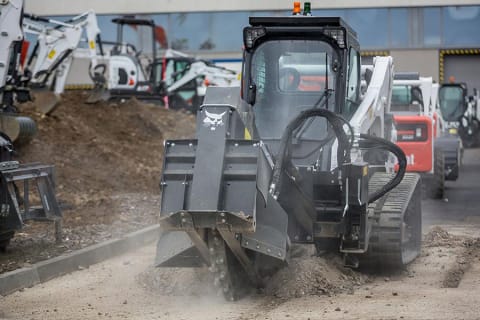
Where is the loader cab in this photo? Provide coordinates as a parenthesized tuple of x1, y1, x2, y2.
(439, 83, 467, 122)
(242, 17, 360, 143)
(391, 86, 424, 113)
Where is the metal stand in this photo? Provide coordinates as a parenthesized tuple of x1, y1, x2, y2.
(1, 162, 63, 242)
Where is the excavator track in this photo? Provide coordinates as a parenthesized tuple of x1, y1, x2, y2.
(362, 172, 422, 268)
(207, 229, 248, 301)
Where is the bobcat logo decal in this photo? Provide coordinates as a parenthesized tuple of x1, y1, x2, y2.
(203, 110, 226, 130)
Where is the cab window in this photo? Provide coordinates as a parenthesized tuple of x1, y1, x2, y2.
(345, 47, 360, 117)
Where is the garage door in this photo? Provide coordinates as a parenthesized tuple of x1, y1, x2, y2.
(443, 53, 480, 95)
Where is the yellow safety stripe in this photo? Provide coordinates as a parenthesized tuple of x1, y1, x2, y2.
(64, 84, 95, 90)
(360, 50, 390, 57)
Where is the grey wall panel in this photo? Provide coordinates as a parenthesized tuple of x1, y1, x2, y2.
(390, 49, 440, 82)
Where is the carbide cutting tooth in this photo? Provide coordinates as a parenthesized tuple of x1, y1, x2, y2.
(219, 271, 226, 280)
(214, 277, 221, 287)
(223, 285, 230, 293)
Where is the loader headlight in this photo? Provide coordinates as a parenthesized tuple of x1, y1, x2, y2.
(324, 28, 346, 48)
(243, 27, 266, 50)
(449, 128, 458, 135)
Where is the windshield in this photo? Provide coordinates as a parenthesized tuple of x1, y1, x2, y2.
(251, 40, 338, 139)
(439, 86, 465, 121)
(391, 85, 423, 113)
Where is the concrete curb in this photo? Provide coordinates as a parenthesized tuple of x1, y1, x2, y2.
(0, 225, 160, 296)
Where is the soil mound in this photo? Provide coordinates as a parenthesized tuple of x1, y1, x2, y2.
(264, 245, 367, 299)
(0, 91, 195, 273)
(424, 226, 463, 247)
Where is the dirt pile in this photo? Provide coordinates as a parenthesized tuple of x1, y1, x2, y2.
(442, 238, 480, 288)
(424, 226, 463, 247)
(0, 91, 196, 273)
(18, 91, 195, 202)
(16, 91, 195, 227)
(264, 245, 367, 299)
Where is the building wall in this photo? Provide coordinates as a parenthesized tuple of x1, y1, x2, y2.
(24, 0, 480, 15)
(36, 2, 479, 88)
(390, 50, 440, 82)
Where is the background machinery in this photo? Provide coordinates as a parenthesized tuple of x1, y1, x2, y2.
(390, 73, 445, 198)
(154, 7, 422, 301)
(22, 10, 104, 113)
(90, 16, 239, 111)
(438, 83, 480, 148)
(0, 0, 62, 251)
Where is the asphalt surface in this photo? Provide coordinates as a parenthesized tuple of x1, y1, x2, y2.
(423, 148, 480, 231)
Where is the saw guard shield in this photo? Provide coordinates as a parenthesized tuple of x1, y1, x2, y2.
(156, 105, 289, 268)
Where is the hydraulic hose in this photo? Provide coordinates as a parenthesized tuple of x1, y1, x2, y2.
(270, 108, 353, 198)
(359, 134, 407, 203)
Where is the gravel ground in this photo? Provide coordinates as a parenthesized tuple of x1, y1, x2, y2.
(1, 225, 480, 320)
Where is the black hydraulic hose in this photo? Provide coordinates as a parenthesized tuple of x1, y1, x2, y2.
(270, 108, 353, 197)
(24, 13, 50, 23)
(359, 134, 407, 203)
(291, 131, 335, 159)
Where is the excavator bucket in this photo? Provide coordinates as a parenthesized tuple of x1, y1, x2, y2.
(86, 85, 110, 104)
(155, 100, 289, 270)
(86, 70, 110, 104)
(32, 91, 61, 115)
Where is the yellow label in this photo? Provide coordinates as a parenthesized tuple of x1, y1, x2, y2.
(47, 49, 56, 60)
(244, 128, 252, 140)
(363, 166, 368, 176)
(449, 128, 458, 135)
(237, 73, 242, 80)
(89, 40, 96, 49)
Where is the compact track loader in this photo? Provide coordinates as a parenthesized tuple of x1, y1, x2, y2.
(438, 83, 479, 148)
(155, 7, 422, 300)
(390, 73, 445, 198)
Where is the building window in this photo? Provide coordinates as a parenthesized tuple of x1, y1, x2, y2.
(443, 6, 480, 47)
(345, 8, 388, 49)
(389, 8, 409, 48)
(424, 7, 442, 47)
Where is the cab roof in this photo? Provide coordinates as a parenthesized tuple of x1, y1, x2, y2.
(249, 16, 357, 38)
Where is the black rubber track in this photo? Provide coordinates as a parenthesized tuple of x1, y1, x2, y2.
(360, 172, 422, 269)
(428, 148, 445, 199)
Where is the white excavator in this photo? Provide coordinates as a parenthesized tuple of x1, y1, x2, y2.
(22, 10, 104, 113)
(88, 16, 239, 111)
(0, 0, 62, 251)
